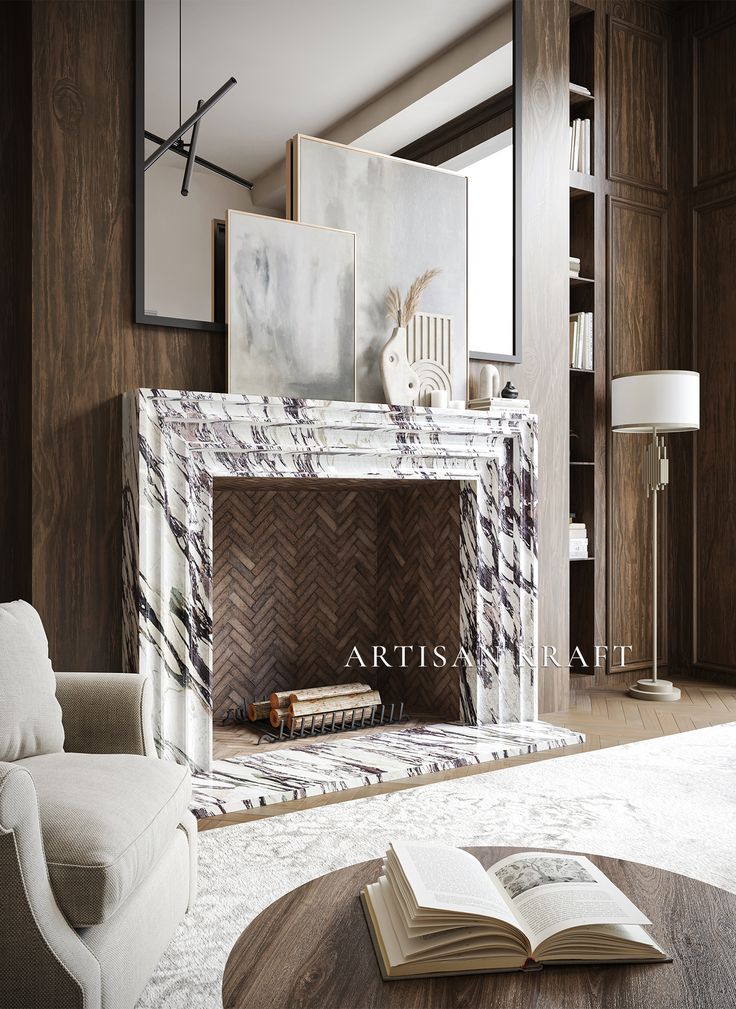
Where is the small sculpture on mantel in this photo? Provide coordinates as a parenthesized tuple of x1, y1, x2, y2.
(478, 364, 501, 400)
(381, 268, 442, 406)
(501, 381, 519, 399)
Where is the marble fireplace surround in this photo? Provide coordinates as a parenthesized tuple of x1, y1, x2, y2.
(123, 390, 540, 774)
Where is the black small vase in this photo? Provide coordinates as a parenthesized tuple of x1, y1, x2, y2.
(501, 381, 519, 399)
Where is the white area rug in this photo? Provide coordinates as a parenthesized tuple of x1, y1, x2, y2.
(137, 723, 736, 1008)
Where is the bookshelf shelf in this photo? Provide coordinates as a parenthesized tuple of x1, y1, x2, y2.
(570, 85, 595, 107)
(570, 171, 595, 196)
(568, 0, 600, 676)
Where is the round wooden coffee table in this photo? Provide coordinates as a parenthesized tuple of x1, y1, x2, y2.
(222, 846, 736, 1009)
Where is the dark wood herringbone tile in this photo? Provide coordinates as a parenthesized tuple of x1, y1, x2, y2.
(212, 484, 463, 721)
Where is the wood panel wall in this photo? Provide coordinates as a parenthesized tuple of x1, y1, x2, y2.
(0, 0, 578, 712)
(469, 0, 571, 714)
(688, 3, 736, 681)
(6, 1, 225, 670)
(0, 2, 32, 604)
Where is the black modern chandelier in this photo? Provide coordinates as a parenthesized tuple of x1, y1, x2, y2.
(144, 1, 253, 194)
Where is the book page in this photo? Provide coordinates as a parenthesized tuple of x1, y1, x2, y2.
(391, 842, 517, 926)
(487, 852, 651, 948)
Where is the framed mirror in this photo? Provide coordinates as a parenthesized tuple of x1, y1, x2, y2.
(135, 0, 519, 364)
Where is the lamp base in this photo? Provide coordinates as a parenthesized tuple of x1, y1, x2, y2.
(628, 678, 681, 702)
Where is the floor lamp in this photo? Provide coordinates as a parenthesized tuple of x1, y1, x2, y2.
(611, 371, 700, 702)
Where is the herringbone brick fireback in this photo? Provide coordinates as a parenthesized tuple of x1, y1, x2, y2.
(212, 483, 461, 722)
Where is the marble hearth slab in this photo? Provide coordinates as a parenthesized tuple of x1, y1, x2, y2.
(190, 720, 584, 818)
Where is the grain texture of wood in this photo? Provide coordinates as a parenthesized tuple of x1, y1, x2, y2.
(222, 846, 736, 1009)
(467, 0, 571, 713)
(20, 1, 224, 670)
(0, 1, 32, 604)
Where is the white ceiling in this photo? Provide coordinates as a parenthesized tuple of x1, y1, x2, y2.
(144, 0, 512, 182)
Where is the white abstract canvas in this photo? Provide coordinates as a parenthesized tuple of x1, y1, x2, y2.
(290, 135, 467, 404)
(227, 210, 356, 400)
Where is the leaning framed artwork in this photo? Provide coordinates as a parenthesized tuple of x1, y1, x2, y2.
(287, 134, 468, 404)
(227, 210, 356, 400)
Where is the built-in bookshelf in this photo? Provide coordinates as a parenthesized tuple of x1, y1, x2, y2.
(568, 1, 601, 672)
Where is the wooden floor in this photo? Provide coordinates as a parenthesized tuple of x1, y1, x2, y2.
(200, 678, 736, 831)
(549, 676, 736, 750)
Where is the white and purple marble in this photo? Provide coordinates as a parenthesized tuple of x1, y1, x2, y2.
(123, 391, 540, 771)
(190, 720, 585, 818)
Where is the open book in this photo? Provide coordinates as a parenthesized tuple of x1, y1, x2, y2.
(361, 843, 670, 979)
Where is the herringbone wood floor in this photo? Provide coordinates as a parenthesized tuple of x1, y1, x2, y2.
(204, 677, 736, 830)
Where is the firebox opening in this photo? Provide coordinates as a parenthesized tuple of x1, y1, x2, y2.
(212, 477, 463, 746)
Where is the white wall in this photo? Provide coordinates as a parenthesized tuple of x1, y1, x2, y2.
(143, 142, 279, 322)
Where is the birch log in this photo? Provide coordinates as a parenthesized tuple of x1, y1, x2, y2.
(289, 690, 381, 719)
(269, 706, 291, 728)
(269, 690, 293, 709)
(288, 683, 372, 704)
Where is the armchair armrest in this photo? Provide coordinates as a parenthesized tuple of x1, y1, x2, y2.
(54, 673, 155, 757)
(0, 762, 101, 1006)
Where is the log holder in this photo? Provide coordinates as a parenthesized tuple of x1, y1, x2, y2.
(222, 700, 409, 744)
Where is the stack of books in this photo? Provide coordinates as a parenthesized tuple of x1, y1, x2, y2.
(570, 312, 593, 370)
(468, 397, 530, 411)
(569, 256, 581, 278)
(569, 118, 591, 174)
(570, 522, 588, 560)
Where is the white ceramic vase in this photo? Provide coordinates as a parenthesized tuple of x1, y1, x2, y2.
(380, 326, 420, 405)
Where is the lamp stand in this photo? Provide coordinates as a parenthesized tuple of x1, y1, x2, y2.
(628, 429, 681, 702)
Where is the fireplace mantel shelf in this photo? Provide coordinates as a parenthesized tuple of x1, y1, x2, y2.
(123, 391, 539, 772)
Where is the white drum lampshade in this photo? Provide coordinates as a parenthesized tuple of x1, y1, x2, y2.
(611, 370, 700, 432)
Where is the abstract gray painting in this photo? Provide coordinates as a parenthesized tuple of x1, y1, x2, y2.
(227, 210, 356, 400)
(290, 135, 467, 404)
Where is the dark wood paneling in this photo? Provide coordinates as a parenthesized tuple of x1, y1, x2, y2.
(470, 0, 571, 713)
(694, 194, 736, 674)
(607, 18, 668, 192)
(0, 2, 32, 602)
(28, 1, 224, 671)
(607, 197, 668, 674)
(693, 15, 736, 188)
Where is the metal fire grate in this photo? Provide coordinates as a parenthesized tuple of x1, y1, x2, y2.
(222, 699, 409, 744)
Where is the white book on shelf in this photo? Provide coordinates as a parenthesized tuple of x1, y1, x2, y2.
(569, 527, 588, 539)
(570, 82, 592, 96)
(584, 119, 591, 174)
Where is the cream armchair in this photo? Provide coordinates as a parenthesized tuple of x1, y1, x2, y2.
(0, 601, 197, 1009)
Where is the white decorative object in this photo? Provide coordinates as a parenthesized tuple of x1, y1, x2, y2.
(412, 359, 452, 404)
(380, 326, 420, 405)
(449, 399, 466, 410)
(479, 364, 501, 400)
(406, 312, 454, 405)
(430, 390, 448, 408)
(611, 370, 700, 703)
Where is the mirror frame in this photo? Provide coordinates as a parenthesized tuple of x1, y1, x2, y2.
(134, 0, 520, 361)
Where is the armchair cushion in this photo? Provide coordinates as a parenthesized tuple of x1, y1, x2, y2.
(0, 600, 64, 761)
(17, 751, 191, 928)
